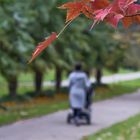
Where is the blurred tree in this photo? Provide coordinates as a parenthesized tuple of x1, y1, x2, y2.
(123, 28, 140, 70)
(0, 0, 34, 96)
(84, 24, 127, 84)
(3, 0, 59, 94)
(0, 0, 128, 96)
(53, 18, 92, 92)
(26, 0, 56, 94)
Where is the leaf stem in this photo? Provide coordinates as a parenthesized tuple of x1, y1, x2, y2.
(125, 12, 140, 17)
(57, 20, 73, 38)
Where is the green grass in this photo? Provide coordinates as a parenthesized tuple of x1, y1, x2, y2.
(118, 68, 136, 74)
(0, 79, 140, 126)
(94, 79, 140, 101)
(84, 113, 140, 140)
(119, 79, 140, 88)
(0, 97, 69, 125)
(0, 69, 68, 84)
(0, 70, 55, 83)
(103, 68, 136, 76)
(19, 70, 56, 82)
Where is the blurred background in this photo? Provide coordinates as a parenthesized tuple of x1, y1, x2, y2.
(0, 0, 140, 130)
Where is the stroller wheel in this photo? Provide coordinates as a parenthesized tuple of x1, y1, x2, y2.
(86, 114, 91, 125)
(74, 117, 80, 126)
(67, 113, 72, 124)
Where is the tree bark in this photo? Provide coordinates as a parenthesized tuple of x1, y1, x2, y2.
(8, 77, 18, 97)
(34, 70, 43, 94)
(95, 68, 102, 85)
(55, 66, 62, 93)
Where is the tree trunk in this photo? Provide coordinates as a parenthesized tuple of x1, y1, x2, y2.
(85, 69, 90, 77)
(95, 68, 102, 85)
(8, 77, 18, 97)
(55, 66, 62, 93)
(34, 70, 43, 95)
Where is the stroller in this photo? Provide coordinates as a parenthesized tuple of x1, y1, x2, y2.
(67, 84, 94, 125)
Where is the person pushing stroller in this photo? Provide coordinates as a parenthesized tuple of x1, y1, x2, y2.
(68, 63, 92, 126)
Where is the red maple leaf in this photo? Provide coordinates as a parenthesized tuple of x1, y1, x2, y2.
(90, 0, 110, 10)
(29, 32, 57, 63)
(122, 3, 140, 27)
(59, 0, 93, 22)
(91, 0, 140, 28)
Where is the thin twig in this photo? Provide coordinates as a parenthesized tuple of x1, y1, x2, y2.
(57, 20, 74, 38)
(125, 13, 140, 17)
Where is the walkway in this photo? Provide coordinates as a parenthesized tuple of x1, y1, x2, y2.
(0, 90, 140, 140)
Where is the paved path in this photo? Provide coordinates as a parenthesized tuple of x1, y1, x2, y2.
(55, 71, 140, 86)
(0, 89, 140, 140)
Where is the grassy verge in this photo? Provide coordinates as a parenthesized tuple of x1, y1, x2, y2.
(102, 68, 136, 76)
(0, 79, 140, 126)
(94, 79, 140, 101)
(83, 113, 140, 140)
(0, 70, 55, 84)
(0, 94, 69, 125)
(0, 69, 68, 84)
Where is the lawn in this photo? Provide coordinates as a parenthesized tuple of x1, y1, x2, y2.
(102, 68, 136, 76)
(0, 69, 67, 84)
(94, 79, 140, 101)
(83, 113, 140, 140)
(0, 78, 140, 126)
(0, 70, 55, 84)
(0, 94, 69, 125)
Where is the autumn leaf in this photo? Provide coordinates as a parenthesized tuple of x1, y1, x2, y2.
(91, 0, 140, 28)
(90, 0, 110, 10)
(106, 14, 124, 28)
(59, 0, 93, 22)
(29, 32, 57, 63)
(59, 2, 82, 22)
(122, 4, 140, 27)
(82, 5, 94, 19)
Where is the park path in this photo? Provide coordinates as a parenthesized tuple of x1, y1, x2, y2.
(0, 72, 140, 140)
(0, 90, 140, 140)
(46, 71, 140, 86)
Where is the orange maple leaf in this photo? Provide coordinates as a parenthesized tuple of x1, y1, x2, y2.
(122, 17, 132, 27)
(90, 0, 110, 10)
(59, 0, 93, 22)
(122, 4, 140, 28)
(29, 32, 57, 63)
(122, 15, 140, 28)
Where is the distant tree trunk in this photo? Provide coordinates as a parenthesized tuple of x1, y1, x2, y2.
(55, 66, 62, 93)
(0, 104, 7, 110)
(8, 76, 18, 97)
(95, 68, 102, 85)
(34, 70, 43, 94)
(85, 69, 90, 77)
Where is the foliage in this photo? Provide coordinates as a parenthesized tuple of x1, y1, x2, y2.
(29, 0, 140, 62)
(84, 25, 126, 72)
(123, 28, 140, 70)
